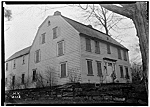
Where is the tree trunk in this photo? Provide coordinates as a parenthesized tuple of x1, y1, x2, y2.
(132, 2, 148, 92)
(100, 2, 148, 93)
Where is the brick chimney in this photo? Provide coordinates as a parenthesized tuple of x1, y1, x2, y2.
(54, 11, 61, 16)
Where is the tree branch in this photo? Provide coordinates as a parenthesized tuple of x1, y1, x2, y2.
(100, 4, 132, 19)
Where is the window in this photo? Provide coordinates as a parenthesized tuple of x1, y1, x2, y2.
(12, 76, 15, 86)
(33, 69, 36, 81)
(57, 40, 64, 56)
(107, 44, 111, 54)
(22, 74, 25, 84)
(86, 38, 91, 52)
(97, 61, 102, 77)
(13, 60, 16, 69)
(35, 50, 40, 63)
(118, 48, 122, 59)
(125, 67, 130, 79)
(53, 27, 58, 39)
(41, 33, 46, 44)
(6, 63, 8, 71)
(123, 50, 127, 61)
(87, 60, 93, 75)
(60, 62, 67, 78)
(23, 56, 25, 64)
(48, 21, 51, 26)
(95, 41, 100, 54)
(119, 65, 124, 78)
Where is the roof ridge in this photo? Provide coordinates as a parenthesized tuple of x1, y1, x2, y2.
(61, 15, 110, 37)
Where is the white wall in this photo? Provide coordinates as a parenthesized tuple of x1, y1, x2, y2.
(28, 15, 81, 87)
(80, 36, 132, 83)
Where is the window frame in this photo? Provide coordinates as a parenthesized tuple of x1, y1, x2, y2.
(41, 33, 46, 44)
(96, 61, 102, 77)
(95, 41, 100, 54)
(60, 62, 67, 78)
(13, 60, 16, 69)
(12, 76, 15, 86)
(125, 66, 130, 79)
(22, 74, 25, 84)
(118, 48, 122, 59)
(53, 26, 58, 39)
(119, 65, 124, 78)
(32, 69, 37, 82)
(123, 50, 127, 61)
(107, 44, 111, 54)
(87, 59, 93, 76)
(57, 40, 64, 56)
(22, 55, 25, 64)
(6, 63, 8, 71)
(85, 38, 91, 52)
(35, 49, 41, 63)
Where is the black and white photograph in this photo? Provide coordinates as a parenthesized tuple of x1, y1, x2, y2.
(3, 1, 148, 105)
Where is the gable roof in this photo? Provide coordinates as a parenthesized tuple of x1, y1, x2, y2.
(62, 15, 128, 50)
(6, 46, 31, 62)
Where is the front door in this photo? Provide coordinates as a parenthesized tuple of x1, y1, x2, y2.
(106, 62, 113, 83)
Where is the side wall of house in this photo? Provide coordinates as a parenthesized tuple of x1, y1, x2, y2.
(80, 36, 132, 84)
(28, 16, 81, 88)
(5, 54, 29, 90)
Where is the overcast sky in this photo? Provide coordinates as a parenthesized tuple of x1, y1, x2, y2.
(4, 4, 142, 64)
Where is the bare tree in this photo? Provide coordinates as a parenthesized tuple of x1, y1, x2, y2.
(68, 67, 81, 83)
(74, 4, 133, 36)
(36, 72, 45, 88)
(99, 2, 148, 93)
(4, 8, 12, 21)
(44, 66, 58, 87)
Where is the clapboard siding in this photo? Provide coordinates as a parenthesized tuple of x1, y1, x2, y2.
(29, 16, 81, 86)
(80, 36, 132, 83)
(5, 54, 29, 90)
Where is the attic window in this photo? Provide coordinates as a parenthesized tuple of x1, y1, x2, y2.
(48, 21, 50, 26)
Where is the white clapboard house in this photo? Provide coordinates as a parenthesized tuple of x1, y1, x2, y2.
(5, 11, 132, 90)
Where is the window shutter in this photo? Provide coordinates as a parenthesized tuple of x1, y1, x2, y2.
(12, 76, 15, 85)
(22, 74, 25, 84)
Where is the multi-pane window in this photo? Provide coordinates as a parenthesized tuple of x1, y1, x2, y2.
(57, 40, 64, 56)
(33, 70, 36, 81)
(53, 27, 58, 39)
(12, 76, 15, 86)
(95, 41, 100, 54)
(107, 44, 111, 54)
(41, 33, 46, 44)
(87, 60, 93, 75)
(6, 63, 8, 71)
(13, 60, 16, 69)
(23, 56, 25, 64)
(60, 62, 67, 78)
(97, 61, 102, 77)
(118, 48, 122, 59)
(22, 74, 25, 84)
(119, 65, 124, 78)
(123, 50, 127, 61)
(35, 50, 40, 63)
(86, 38, 91, 52)
(125, 67, 130, 79)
